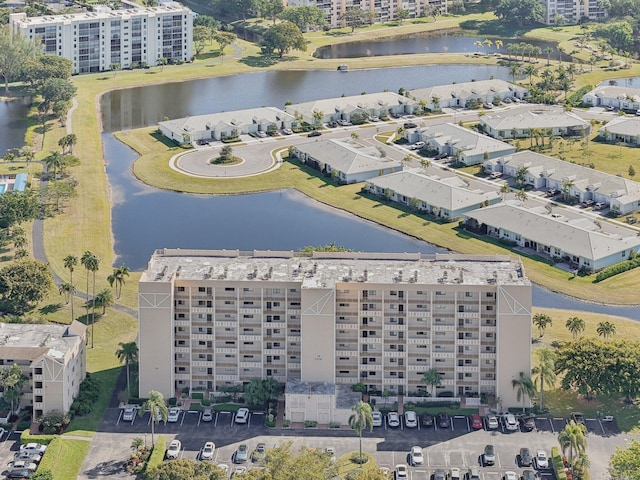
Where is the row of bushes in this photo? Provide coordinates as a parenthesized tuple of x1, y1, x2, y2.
(594, 255, 640, 282)
(20, 430, 57, 445)
(69, 374, 101, 417)
(144, 436, 167, 478)
(551, 446, 568, 480)
(566, 85, 593, 106)
(37, 436, 62, 472)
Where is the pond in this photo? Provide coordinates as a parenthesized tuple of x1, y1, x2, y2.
(313, 34, 561, 60)
(0, 99, 30, 156)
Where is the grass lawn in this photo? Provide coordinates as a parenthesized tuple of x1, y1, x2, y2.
(39, 437, 91, 480)
(336, 452, 376, 479)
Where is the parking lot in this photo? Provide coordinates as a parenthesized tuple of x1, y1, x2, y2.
(75, 408, 631, 480)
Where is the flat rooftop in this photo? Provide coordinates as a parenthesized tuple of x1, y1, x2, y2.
(0, 322, 84, 360)
(140, 249, 529, 287)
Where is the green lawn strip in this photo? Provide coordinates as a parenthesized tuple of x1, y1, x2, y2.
(336, 452, 376, 479)
(120, 127, 640, 305)
(413, 407, 478, 415)
(38, 437, 91, 480)
(212, 403, 243, 412)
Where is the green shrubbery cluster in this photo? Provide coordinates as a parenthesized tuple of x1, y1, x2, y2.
(551, 446, 568, 480)
(144, 436, 167, 477)
(36, 437, 61, 472)
(594, 256, 640, 282)
(566, 85, 593, 106)
(69, 374, 101, 417)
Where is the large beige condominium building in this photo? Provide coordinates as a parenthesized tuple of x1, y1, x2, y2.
(9, 2, 193, 74)
(139, 249, 531, 408)
(0, 321, 87, 418)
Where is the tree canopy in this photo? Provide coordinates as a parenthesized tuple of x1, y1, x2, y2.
(22, 55, 72, 89)
(239, 442, 336, 480)
(280, 5, 327, 31)
(146, 459, 227, 480)
(610, 439, 640, 480)
(494, 0, 545, 27)
(262, 21, 306, 58)
(0, 190, 40, 229)
(0, 259, 53, 313)
(0, 25, 40, 93)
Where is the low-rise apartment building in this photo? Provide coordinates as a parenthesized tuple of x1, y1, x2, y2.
(139, 249, 532, 410)
(409, 80, 529, 111)
(582, 85, 640, 111)
(9, 2, 193, 74)
(480, 106, 590, 139)
(0, 321, 87, 418)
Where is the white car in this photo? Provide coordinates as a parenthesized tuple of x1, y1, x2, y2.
(325, 446, 336, 463)
(167, 407, 181, 423)
(372, 411, 383, 427)
(404, 411, 418, 428)
(166, 439, 182, 460)
(235, 408, 250, 424)
(8, 461, 38, 472)
(387, 412, 400, 428)
(395, 464, 409, 479)
(232, 466, 247, 478)
(410, 446, 424, 466)
(487, 416, 499, 430)
(255, 131, 267, 138)
(535, 450, 549, 469)
(122, 406, 135, 422)
(20, 443, 47, 455)
(282, 128, 293, 135)
(201, 441, 215, 461)
(202, 408, 213, 422)
(504, 413, 519, 431)
(504, 472, 518, 480)
(14, 452, 41, 464)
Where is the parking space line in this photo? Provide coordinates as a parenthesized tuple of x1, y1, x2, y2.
(496, 453, 501, 468)
(598, 419, 605, 435)
(549, 419, 554, 433)
(180, 411, 185, 426)
(116, 410, 122, 426)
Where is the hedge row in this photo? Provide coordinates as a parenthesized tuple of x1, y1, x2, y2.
(594, 256, 640, 282)
(566, 85, 593, 106)
(37, 436, 62, 472)
(145, 435, 167, 477)
(551, 446, 568, 480)
(20, 430, 57, 445)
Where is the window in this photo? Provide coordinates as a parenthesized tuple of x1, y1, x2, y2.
(225, 287, 235, 291)
(198, 287, 206, 292)
(465, 292, 473, 297)
(486, 305, 494, 311)
(177, 286, 185, 292)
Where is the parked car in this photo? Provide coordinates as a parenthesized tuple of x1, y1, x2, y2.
(372, 411, 383, 427)
(20, 444, 47, 455)
(405, 411, 418, 428)
(437, 412, 450, 429)
(255, 131, 268, 138)
(504, 413, 519, 431)
(571, 412, 585, 425)
(422, 414, 434, 428)
(235, 408, 250, 424)
(403, 122, 418, 129)
(450, 467, 461, 480)
(167, 407, 181, 423)
(410, 446, 424, 466)
(202, 408, 213, 422)
(201, 442, 215, 461)
(467, 466, 480, 480)
(535, 450, 549, 469)
(395, 464, 409, 479)
(252, 443, 267, 463)
(13, 452, 41, 464)
(308, 130, 322, 137)
(434, 152, 449, 160)
(471, 414, 483, 430)
(519, 448, 533, 467)
(231, 466, 247, 478)
(325, 447, 336, 463)
(122, 406, 135, 422)
(486, 416, 499, 430)
(235, 444, 249, 463)
(434, 469, 449, 480)
(387, 412, 400, 428)
(484, 445, 496, 466)
(504, 472, 518, 480)
(8, 461, 38, 473)
(6, 469, 32, 479)
(282, 128, 293, 135)
(166, 439, 182, 460)
(522, 470, 537, 480)
(521, 416, 536, 432)
(411, 141, 426, 150)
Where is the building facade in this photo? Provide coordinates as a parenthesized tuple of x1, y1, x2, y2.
(9, 2, 193, 74)
(0, 321, 87, 418)
(139, 249, 532, 409)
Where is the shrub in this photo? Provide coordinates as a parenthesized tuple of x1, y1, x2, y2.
(201, 399, 211, 407)
(349, 452, 369, 464)
(20, 430, 56, 445)
(551, 446, 567, 480)
(304, 420, 318, 428)
(329, 422, 341, 428)
(144, 436, 166, 476)
(17, 420, 31, 431)
(39, 410, 70, 434)
(37, 437, 62, 472)
(282, 419, 290, 428)
(167, 398, 177, 407)
(594, 256, 640, 282)
(437, 391, 454, 398)
(191, 392, 204, 400)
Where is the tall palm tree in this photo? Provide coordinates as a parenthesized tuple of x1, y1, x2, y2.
(500, 183, 510, 200)
(558, 420, 587, 475)
(43, 151, 64, 179)
(116, 342, 139, 399)
(421, 368, 442, 397)
(531, 348, 556, 412)
(93, 287, 114, 314)
(142, 390, 168, 447)
(108, 265, 130, 299)
(349, 401, 373, 467)
(81, 251, 99, 348)
(63, 254, 78, 322)
(532, 313, 552, 337)
(58, 282, 75, 304)
(544, 46, 554, 65)
(511, 371, 536, 413)
(596, 321, 616, 339)
(565, 316, 585, 339)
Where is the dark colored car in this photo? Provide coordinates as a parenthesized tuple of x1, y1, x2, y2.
(437, 412, 450, 429)
(522, 470, 537, 480)
(521, 416, 536, 432)
(434, 152, 449, 160)
(571, 412, 585, 425)
(403, 122, 418, 129)
(6, 470, 32, 479)
(519, 448, 533, 467)
(308, 130, 322, 137)
(422, 414, 434, 428)
(433, 469, 449, 480)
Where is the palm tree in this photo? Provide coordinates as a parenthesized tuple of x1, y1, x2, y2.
(431, 96, 440, 111)
(515, 189, 528, 202)
(532, 348, 556, 412)
(500, 183, 510, 200)
(116, 341, 139, 399)
(474, 40, 483, 53)
(511, 371, 536, 413)
(420, 158, 431, 170)
(509, 64, 522, 81)
(494, 39, 503, 52)
(44, 151, 64, 179)
(58, 282, 75, 304)
(81, 251, 99, 348)
(421, 368, 442, 397)
(561, 179, 575, 202)
(558, 420, 587, 475)
(93, 287, 114, 314)
(544, 46, 554, 65)
(142, 390, 168, 447)
(64, 254, 78, 322)
(565, 316, 585, 339)
(349, 401, 373, 467)
(108, 265, 130, 299)
(532, 313, 552, 337)
(482, 38, 493, 54)
(514, 165, 529, 187)
(596, 321, 616, 339)
(523, 64, 538, 85)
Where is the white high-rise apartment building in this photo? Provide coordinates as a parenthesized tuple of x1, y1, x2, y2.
(138, 249, 532, 409)
(9, 2, 193, 75)
(284, 0, 446, 29)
